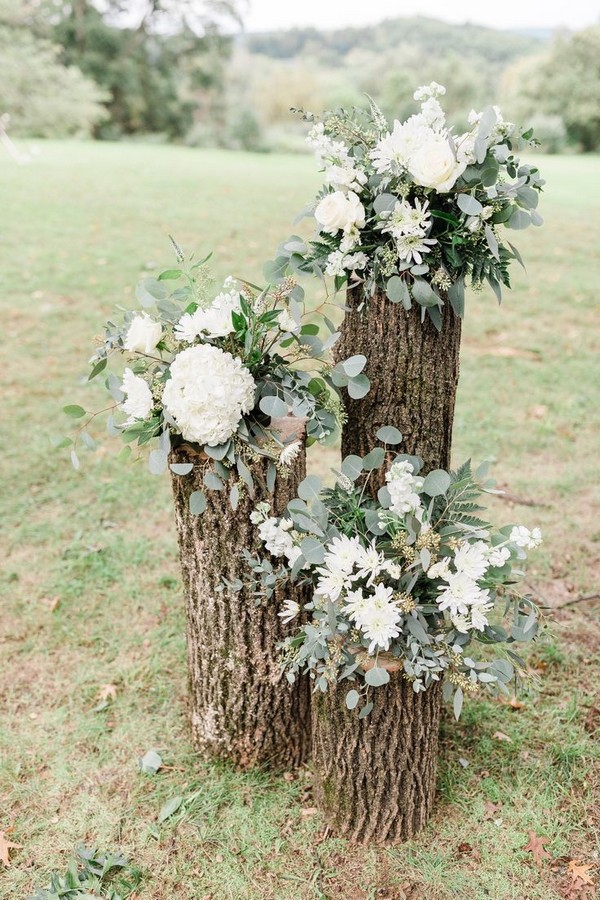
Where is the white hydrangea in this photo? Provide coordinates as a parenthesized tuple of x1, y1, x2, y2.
(509, 526, 543, 550)
(120, 368, 153, 424)
(124, 313, 162, 355)
(324, 162, 368, 194)
(258, 517, 301, 568)
(385, 460, 424, 517)
(174, 289, 241, 342)
(162, 344, 255, 446)
(306, 122, 351, 166)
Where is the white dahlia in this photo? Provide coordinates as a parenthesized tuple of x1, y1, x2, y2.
(163, 344, 255, 447)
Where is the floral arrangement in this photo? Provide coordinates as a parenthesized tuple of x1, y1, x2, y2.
(247, 428, 542, 717)
(269, 83, 544, 328)
(61, 240, 370, 513)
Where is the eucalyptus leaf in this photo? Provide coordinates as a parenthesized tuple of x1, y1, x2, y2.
(259, 395, 289, 418)
(422, 469, 451, 497)
(364, 666, 390, 687)
(342, 355, 367, 378)
(345, 690, 360, 710)
(341, 455, 363, 481)
(362, 447, 385, 470)
(169, 462, 194, 476)
(347, 374, 370, 399)
(189, 490, 206, 516)
(457, 194, 483, 216)
(376, 425, 402, 445)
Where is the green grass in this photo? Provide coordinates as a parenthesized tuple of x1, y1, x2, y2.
(1, 141, 599, 899)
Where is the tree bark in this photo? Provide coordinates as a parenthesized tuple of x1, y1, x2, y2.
(312, 288, 462, 842)
(169, 428, 311, 771)
(336, 289, 462, 471)
(313, 677, 443, 844)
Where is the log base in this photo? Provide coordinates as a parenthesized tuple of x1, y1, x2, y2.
(312, 677, 443, 844)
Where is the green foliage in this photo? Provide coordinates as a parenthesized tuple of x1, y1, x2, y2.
(28, 845, 142, 899)
(0, 4, 106, 137)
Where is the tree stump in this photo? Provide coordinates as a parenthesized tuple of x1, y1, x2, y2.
(312, 289, 462, 840)
(170, 420, 311, 770)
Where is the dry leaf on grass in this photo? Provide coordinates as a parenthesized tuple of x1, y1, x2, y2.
(492, 731, 513, 742)
(568, 861, 595, 886)
(0, 830, 22, 867)
(483, 800, 502, 820)
(523, 830, 552, 865)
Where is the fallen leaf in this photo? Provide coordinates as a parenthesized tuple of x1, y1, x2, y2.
(300, 807, 318, 818)
(138, 748, 162, 775)
(483, 800, 502, 820)
(0, 830, 22, 867)
(457, 842, 472, 854)
(98, 684, 117, 702)
(523, 830, 551, 866)
(568, 861, 595, 886)
(493, 731, 513, 743)
(528, 404, 548, 419)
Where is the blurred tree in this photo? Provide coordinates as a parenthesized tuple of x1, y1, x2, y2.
(0, 0, 107, 137)
(46, 0, 242, 139)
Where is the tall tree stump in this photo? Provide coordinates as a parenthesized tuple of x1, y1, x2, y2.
(170, 421, 311, 770)
(312, 290, 462, 841)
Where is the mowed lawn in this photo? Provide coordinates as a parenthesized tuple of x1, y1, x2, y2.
(1, 141, 599, 899)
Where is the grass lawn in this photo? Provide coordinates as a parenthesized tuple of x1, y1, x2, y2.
(1, 141, 599, 899)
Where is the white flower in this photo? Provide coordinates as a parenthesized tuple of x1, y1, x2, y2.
(306, 122, 350, 166)
(487, 546, 511, 568)
(408, 133, 466, 193)
(278, 599, 300, 624)
(163, 344, 255, 447)
(174, 290, 241, 342)
(323, 535, 362, 575)
(384, 561, 402, 580)
(419, 97, 446, 131)
(386, 461, 424, 517)
(325, 163, 367, 194)
(120, 368, 154, 424)
(124, 313, 162, 355)
(339, 229, 361, 253)
(355, 584, 402, 652)
(258, 517, 301, 568)
(453, 541, 490, 581)
(437, 572, 491, 618)
(427, 558, 451, 580)
(381, 197, 433, 240)
(354, 541, 388, 585)
(277, 309, 300, 334)
(279, 441, 302, 466)
(315, 567, 350, 602)
(469, 604, 492, 631)
(413, 82, 446, 101)
(325, 250, 369, 277)
(314, 190, 366, 235)
(395, 233, 437, 265)
(342, 588, 370, 622)
(370, 116, 431, 175)
(509, 526, 543, 550)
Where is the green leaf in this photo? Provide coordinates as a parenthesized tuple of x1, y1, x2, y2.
(422, 469, 451, 497)
(300, 537, 326, 565)
(447, 277, 465, 318)
(266, 461, 276, 493)
(204, 471, 224, 491)
(376, 425, 402, 445)
(189, 490, 206, 515)
(507, 208, 531, 230)
(345, 690, 360, 710)
(88, 357, 107, 381)
(138, 748, 162, 775)
(411, 279, 440, 308)
(158, 269, 183, 281)
(386, 275, 411, 308)
(63, 404, 86, 419)
(362, 447, 385, 471)
(453, 687, 464, 720)
(236, 458, 254, 496)
(169, 462, 194, 476)
(158, 796, 183, 823)
(149, 449, 168, 475)
(364, 666, 390, 687)
(347, 374, 370, 399)
(457, 194, 483, 216)
(298, 474, 322, 502)
(373, 193, 397, 214)
(230, 483, 239, 511)
(341, 455, 362, 481)
(341, 355, 367, 378)
(70, 449, 80, 470)
(136, 277, 167, 308)
(484, 225, 500, 260)
(358, 701, 374, 719)
(259, 395, 288, 418)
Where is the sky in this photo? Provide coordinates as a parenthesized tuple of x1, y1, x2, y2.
(242, 0, 599, 33)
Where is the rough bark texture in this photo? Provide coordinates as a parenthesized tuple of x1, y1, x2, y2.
(336, 289, 462, 471)
(170, 433, 311, 771)
(313, 678, 443, 844)
(312, 287, 462, 842)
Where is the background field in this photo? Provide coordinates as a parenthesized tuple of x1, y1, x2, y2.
(1, 142, 599, 899)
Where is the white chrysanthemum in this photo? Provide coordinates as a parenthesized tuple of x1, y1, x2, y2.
(278, 598, 300, 624)
(124, 313, 162, 355)
(453, 541, 490, 581)
(174, 289, 242, 342)
(381, 198, 433, 240)
(163, 344, 255, 446)
(385, 460, 424, 517)
(370, 116, 431, 175)
(120, 368, 153, 424)
(354, 584, 402, 652)
(427, 557, 452, 580)
(395, 233, 437, 265)
(322, 535, 362, 575)
(315, 567, 351, 602)
(354, 541, 388, 586)
(509, 526, 543, 550)
(436, 571, 491, 618)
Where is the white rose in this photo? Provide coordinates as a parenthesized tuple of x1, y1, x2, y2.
(124, 313, 162, 355)
(120, 368, 153, 424)
(314, 190, 366, 234)
(409, 134, 466, 193)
